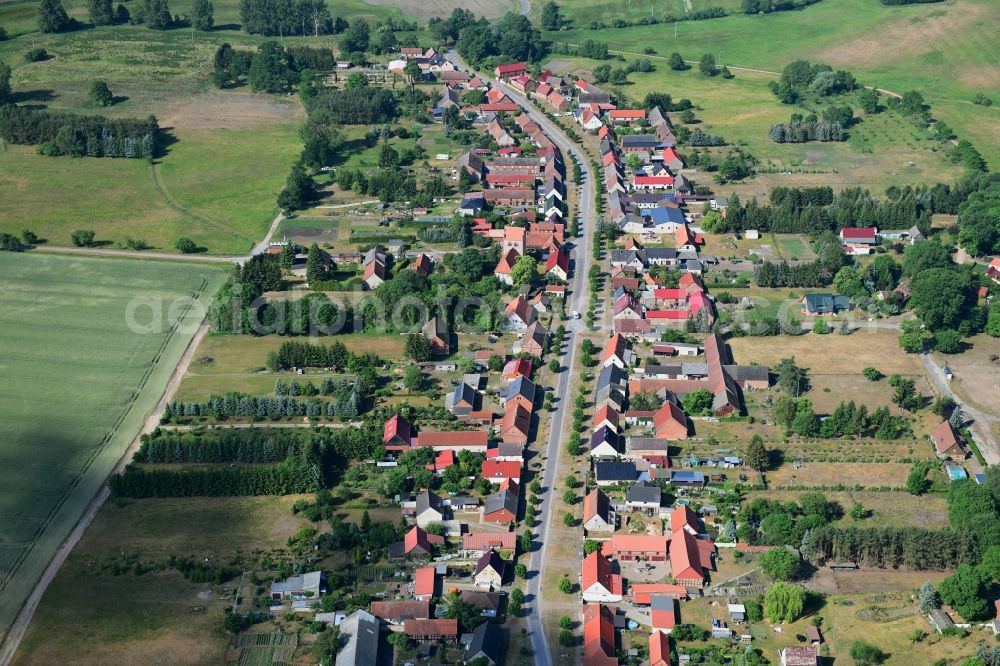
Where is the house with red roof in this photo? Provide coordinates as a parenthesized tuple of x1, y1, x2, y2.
(582, 551, 624, 602)
(602, 333, 636, 370)
(509, 74, 535, 93)
(383, 414, 413, 451)
(482, 460, 522, 484)
(932, 421, 966, 460)
(987, 257, 1000, 284)
(546, 247, 570, 281)
(505, 295, 537, 331)
(547, 91, 569, 111)
(651, 595, 678, 632)
(593, 404, 620, 434)
(633, 174, 674, 191)
(654, 401, 688, 440)
(583, 488, 615, 532)
(461, 532, 517, 557)
(414, 566, 437, 600)
(404, 618, 459, 641)
(602, 534, 669, 562)
(500, 404, 532, 445)
(391, 526, 445, 558)
(583, 603, 618, 666)
(502, 357, 532, 381)
(669, 527, 713, 585)
(415, 430, 489, 451)
(495, 248, 520, 286)
(652, 288, 688, 309)
(630, 583, 689, 604)
(363, 258, 386, 289)
(486, 171, 536, 187)
(494, 62, 527, 79)
(659, 147, 684, 171)
(370, 600, 431, 626)
(649, 630, 672, 666)
(839, 226, 878, 255)
(608, 109, 646, 124)
(676, 224, 696, 252)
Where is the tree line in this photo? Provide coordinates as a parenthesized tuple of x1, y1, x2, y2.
(238, 0, 344, 36)
(110, 458, 322, 497)
(135, 427, 308, 463)
(802, 525, 977, 570)
(769, 119, 845, 143)
(0, 106, 158, 159)
(162, 388, 368, 422)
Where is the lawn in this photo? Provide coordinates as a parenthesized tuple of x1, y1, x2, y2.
(12, 495, 311, 665)
(548, 0, 1000, 167)
(0, 253, 227, 645)
(175, 333, 406, 400)
(772, 235, 812, 261)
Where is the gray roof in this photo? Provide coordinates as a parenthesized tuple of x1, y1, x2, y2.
(626, 481, 661, 504)
(611, 249, 646, 265)
(503, 376, 537, 403)
(723, 364, 769, 383)
(590, 426, 621, 452)
(595, 461, 637, 482)
(595, 385, 625, 410)
(645, 247, 677, 260)
(465, 620, 503, 665)
(670, 470, 705, 484)
(485, 488, 518, 516)
(416, 489, 443, 516)
(647, 106, 667, 128)
(336, 609, 380, 666)
(681, 362, 709, 376)
(453, 382, 478, 407)
(597, 364, 626, 390)
(650, 595, 677, 612)
(644, 364, 683, 377)
(621, 134, 660, 148)
(626, 438, 671, 452)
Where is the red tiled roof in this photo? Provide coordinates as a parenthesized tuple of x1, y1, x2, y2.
(495, 63, 527, 75)
(384, 414, 413, 444)
(404, 618, 459, 638)
(669, 527, 705, 583)
(932, 421, 962, 455)
(609, 109, 645, 120)
(582, 550, 623, 596)
(646, 310, 690, 320)
(370, 600, 430, 621)
(482, 460, 522, 480)
(630, 583, 688, 604)
(634, 175, 674, 186)
(583, 604, 618, 666)
(602, 534, 668, 557)
(649, 631, 672, 666)
(414, 566, 436, 597)
(503, 357, 532, 379)
(462, 532, 517, 551)
(840, 226, 877, 240)
(415, 431, 489, 448)
(546, 248, 569, 274)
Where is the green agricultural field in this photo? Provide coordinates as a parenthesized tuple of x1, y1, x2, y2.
(543, 55, 964, 192)
(0, 253, 226, 645)
(548, 0, 1000, 167)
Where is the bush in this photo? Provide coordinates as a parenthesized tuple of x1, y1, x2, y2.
(24, 48, 48, 62)
(850, 641, 886, 665)
(175, 237, 198, 253)
(71, 229, 95, 247)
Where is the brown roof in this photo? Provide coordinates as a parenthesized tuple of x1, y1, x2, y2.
(370, 600, 430, 621)
(404, 618, 459, 638)
(415, 430, 489, 448)
(932, 421, 962, 455)
(462, 532, 517, 551)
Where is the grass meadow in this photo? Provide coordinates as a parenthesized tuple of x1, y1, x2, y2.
(12, 495, 312, 665)
(543, 55, 965, 194)
(548, 0, 1000, 167)
(0, 253, 226, 644)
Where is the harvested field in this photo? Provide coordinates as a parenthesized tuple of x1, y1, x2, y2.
(767, 462, 913, 488)
(933, 334, 1000, 415)
(163, 91, 304, 130)
(727, 330, 923, 376)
